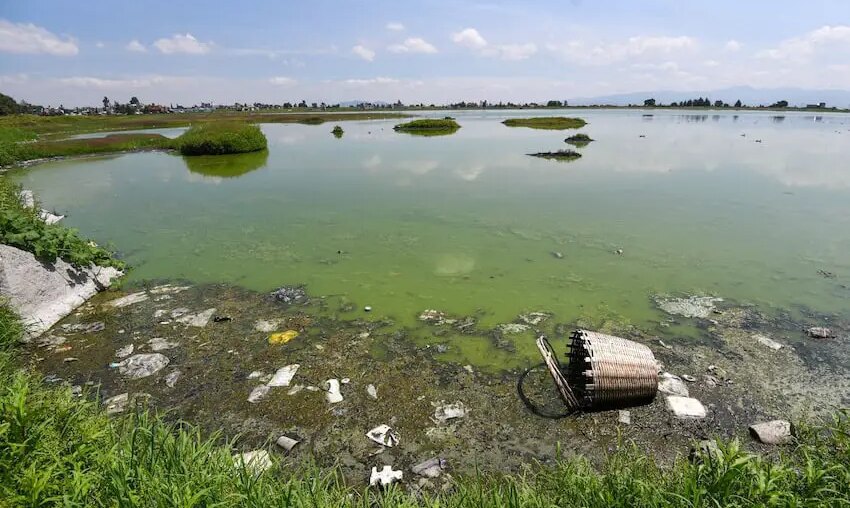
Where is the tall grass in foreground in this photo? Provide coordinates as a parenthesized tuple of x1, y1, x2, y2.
(1, 302, 849, 506)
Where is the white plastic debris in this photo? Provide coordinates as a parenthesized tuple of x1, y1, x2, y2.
(233, 450, 273, 475)
(248, 385, 270, 403)
(366, 384, 378, 399)
(247, 370, 264, 379)
(666, 396, 707, 419)
(366, 424, 400, 447)
(108, 292, 149, 308)
(370, 465, 402, 487)
(325, 379, 343, 403)
(276, 435, 300, 451)
(267, 364, 300, 387)
(433, 401, 467, 423)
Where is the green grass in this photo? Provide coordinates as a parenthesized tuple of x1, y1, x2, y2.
(528, 149, 583, 161)
(0, 133, 173, 165)
(332, 125, 344, 138)
(565, 133, 594, 145)
(393, 118, 461, 136)
(503, 117, 587, 130)
(1, 297, 849, 506)
(0, 178, 124, 269)
(175, 123, 267, 156)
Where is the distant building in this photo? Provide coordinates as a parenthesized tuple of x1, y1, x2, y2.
(806, 102, 827, 109)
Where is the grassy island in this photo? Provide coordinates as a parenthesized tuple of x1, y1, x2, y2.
(175, 123, 267, 156)
(393, 118, 460, 136)
(565, 133, 594, 146)
(503, 117, 587, 130)
(332, 125, 344, 138)
(528, 149, 582, 161)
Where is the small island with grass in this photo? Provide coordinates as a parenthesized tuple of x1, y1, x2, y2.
(565, 133, 594, 146)
(331, 125, 344, 138)
(175, 123, 267, 156)
(528, 149, 582, 161)
(393, 118, 460, 136)
(503, 117, 587, 130)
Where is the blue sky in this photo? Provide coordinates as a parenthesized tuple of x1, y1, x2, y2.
(1, 0, 849, 106)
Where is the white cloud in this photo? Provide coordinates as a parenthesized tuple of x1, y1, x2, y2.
(268, 76, 296, 86)
(343, 77, 400, 85)
(57, 75, 171, 89)
(452, 28, 488, 49)
(495, 43, 537, 61)
(351, 44, 375, 61)
(724, 40, 741, 52)
(548, 35, 697, 65)
(386, 22, 405, 31)
(153, 33, 212, 55)
(95, 41, 105, 49)
(126, 40, 147, 52)
(388, 37, 437, 54)
(0, 19, 78, 55)
(757, 25, 850, 62)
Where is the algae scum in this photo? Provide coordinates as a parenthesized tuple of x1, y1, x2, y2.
(12, 109, 850, 476)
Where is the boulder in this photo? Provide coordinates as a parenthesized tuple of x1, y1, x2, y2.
(749, 420, 793, 445)
(0, 244, 122, 338)
(658, 373, 689, 397)
(666, 396, 707, 419)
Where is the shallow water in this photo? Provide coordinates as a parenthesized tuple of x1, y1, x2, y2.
(12, 109, 850, 367)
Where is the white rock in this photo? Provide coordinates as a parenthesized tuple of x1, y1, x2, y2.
(287, 385, 304, 395)
(147, 337, 178, 351)
(253, 319, 280, 333)
(749, 420, 793, 445)
(176, 308, 216, 327)
(658, 373, 690, 397)
(267, 364, 300, 387)
(618, 410, 631, 425)
(247, 370, 264, 379)
(169, 307, 189, 318)
(370, 465, 402, 487)
(116, 353, 169, 379)
(104, 393, 129, 414)
(149, 285, 190, 295)
(107, 292, 149, 308)
(276, 435, 300, 451)
(666, 396, 707, 419)
(366, 424, 400, 447)
(19, 190, 35, 208)
(366, 384, 378, 399)
(754, 334, 783, 351)
(39, 210, 65, 224)
(434, 401, 467, 423)
(248, 385, 270, 403)
(411, 457, 444, 478)
(164, 370, 181, 388)
(233, 450, 273, 475)
(0, 245, 122, 339)
(115, 344, 134, 358)
(325, 379, 343, 403)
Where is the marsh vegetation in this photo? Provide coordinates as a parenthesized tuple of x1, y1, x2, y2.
(528, 149, 582, 161)
(393, 118, 461, 136)
(565, 133, 594, 146)
(176, 123, 267, 156)
(502, 117, 587, 130)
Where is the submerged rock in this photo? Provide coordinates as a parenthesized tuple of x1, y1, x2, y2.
(147, 337, 178, 351)
(666, 396, 707, 419)
(497, 323, 531, 335)
(248, 385, 270, 403)
(370, 465, 403, 487)
(176, 308, 216, 328)
(61, 322, 106, 334)
(433, 401, 467, 423)
(807, 327, 834, 339)
(36, 335, 66, 349)
(267, 364, 300, 387)
(115, 353, 169, 379)
(754, 334, 783, 351)
(518, 312, 550, 326)
(419, 309, 456, 325)
(270, 286, 307, 304)
(749, 420, 793, 445)
(366, 424, 400, 447)
(655, 295, 723, 319)
(107, 292, 150, 308)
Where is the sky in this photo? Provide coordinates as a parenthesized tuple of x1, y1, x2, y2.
(1, 0, 849, 106)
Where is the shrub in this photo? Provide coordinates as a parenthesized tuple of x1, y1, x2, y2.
(176, 123, 267, 156)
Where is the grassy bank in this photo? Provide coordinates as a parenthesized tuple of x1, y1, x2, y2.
(176, 123, 267, 155)
(0, 133, 173, 166)
(393, 118, 460, 136)
(503, 117, 587, 129)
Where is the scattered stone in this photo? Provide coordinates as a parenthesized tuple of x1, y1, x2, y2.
(517, 312, 550, 326)
(270, 286, 307, 304)
(115, 344, 134, 358)
(655, 295, 723, 319)
(370, 465, 403, 487)
(807, 327, 834, 339)
(268, 330, 299, 345)
(267, 364, 300, 387)
(618, 410, 631, 425)
(233, 450, 273, 475)
(666, 396, 707, 419)
(658, 373, 689, 397)
(164, 370, 181, 388)
(253, 319, 280, 333)
(36, 335, 66, 348)
(364, 306, 373, 312)
(63, 357, 79, 363)
(276, 435, 300, 452)
(325, 379, 344, 403)
(703, 375, 720, 388)
(749, 420, 793, 445)
(107, 292, 149, 308)
(147, 337, 179, 351)
(115, 353, 170, 379)
(247, 370, 264, 379)
(248, 385, 271, 403)
(412, 457, 445, 478)
(497, 323, 531, 335)
(419, 309, 456, 325)
(176, 308, 216, 328)
(366, 384, 378, 399)
(104, 393, 129, 415)
(463, 365, 474, 374)
(287, 385, 304, 395)
(366, 424, 400, 447)
(434, 401, 467, 423)
(615, 249, 624, 255)
(61, 322, 106, 334)
(169, 308, 189, 318)
(754, 334, 783, 351)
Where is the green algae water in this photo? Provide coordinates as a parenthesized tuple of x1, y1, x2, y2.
(11, 110, 850, 368)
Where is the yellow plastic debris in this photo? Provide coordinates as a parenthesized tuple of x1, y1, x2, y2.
(268, 330, 299, 345)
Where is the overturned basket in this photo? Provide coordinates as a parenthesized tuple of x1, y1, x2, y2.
(535, 330, 658, 413)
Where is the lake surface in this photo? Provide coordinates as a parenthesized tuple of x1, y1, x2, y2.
(13, 109, 850, 368)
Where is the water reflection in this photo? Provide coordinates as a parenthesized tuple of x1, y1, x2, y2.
(182, 150, 269, 179)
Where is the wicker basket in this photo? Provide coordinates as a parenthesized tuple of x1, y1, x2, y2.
(536, 330, 658, 412)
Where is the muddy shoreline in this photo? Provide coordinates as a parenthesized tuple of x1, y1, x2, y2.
(22, 280, 848, 486)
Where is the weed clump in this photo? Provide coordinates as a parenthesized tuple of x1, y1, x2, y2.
(176, 123, 267, 156)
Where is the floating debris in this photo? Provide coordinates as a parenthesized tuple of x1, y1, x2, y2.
(655, 295, 723, 319)
(370, 465, 403, 487)
(366, 424, 400, 447)
(268, 330, 299, 345)
(325, 379, 344, 403)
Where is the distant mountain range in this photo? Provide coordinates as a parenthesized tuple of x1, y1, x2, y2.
(568, 86, 850, 108)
